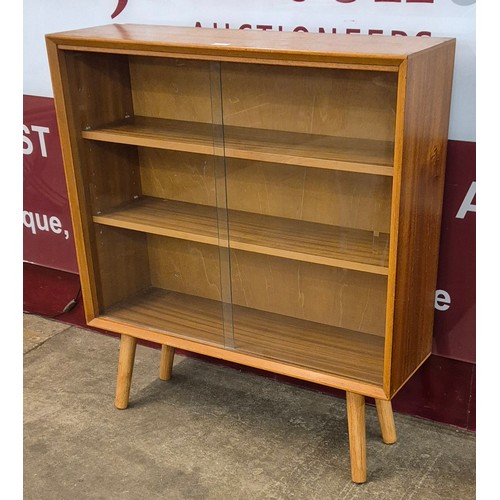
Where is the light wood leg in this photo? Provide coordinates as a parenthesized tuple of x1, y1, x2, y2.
(375, 399, 397, 444)
(346, 391, 367, 484)
(159, 345, 175, 381)
(115, 334, 137, 410)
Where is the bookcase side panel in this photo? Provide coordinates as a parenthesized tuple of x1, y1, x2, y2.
(390, 42, 456, 396)
(49, 47, 140, 317)
(46, 40, 99, 320)
(94, 226, 152, 308)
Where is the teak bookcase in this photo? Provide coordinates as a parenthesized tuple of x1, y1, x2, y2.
(46, 24, 455, 483)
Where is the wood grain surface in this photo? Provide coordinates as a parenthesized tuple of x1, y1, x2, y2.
(93, 197, 390, 274)
(83, 116, 394, 175)
(104, 287, 384, 385)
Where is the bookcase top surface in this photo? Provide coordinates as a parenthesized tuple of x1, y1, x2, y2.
(46, 24, 455, 65)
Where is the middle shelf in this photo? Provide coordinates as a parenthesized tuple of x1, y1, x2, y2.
(82, 116, 395, 176)
(93, 197, 389, 274)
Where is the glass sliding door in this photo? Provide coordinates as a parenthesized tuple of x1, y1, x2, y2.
(62, 51, 229, 346)
(219, 62, 398, 386)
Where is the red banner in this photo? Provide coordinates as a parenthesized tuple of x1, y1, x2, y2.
(23, 95, 78, 273)
(22, 95, 475, 363)
(433, 140, 476, 363)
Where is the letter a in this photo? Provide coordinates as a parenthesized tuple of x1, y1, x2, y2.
(456, 181, 476, 219)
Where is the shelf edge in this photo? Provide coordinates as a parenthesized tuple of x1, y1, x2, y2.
(89, 315, 388, 399)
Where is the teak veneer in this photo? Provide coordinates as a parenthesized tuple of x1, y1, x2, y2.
(46, 24, 455, 483)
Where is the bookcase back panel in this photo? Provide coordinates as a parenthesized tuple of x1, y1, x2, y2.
(221, 63, 398, 142)
(147, 236, 222, 303)
(138, 148, 392, 233)
(142, 236, 386, 336)
(129, 56, 213, 123)
(139, 148, 217, 206)
(230, 250, 387, 336)
(225, 158, 392, 233)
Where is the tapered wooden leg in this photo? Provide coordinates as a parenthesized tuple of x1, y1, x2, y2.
(159, 345, 175, 381)
(115, 334, 137, 410)
(375, 399, 397, 444)
(346, 391, 367, 484)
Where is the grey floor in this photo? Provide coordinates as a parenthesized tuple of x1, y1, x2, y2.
(24, 314, 475, 499)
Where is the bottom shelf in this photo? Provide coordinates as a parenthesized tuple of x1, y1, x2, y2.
(102, 287, 384, 386)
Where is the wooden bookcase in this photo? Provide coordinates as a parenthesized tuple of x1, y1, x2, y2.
(46, 25, 455, 483)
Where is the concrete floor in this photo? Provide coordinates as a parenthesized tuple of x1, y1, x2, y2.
(24, 314, 475, 499)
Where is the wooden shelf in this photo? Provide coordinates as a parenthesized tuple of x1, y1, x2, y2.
(103, 287, 384, 386)
(82, 116, 394, 176)
(103, 287, 225, 346)
(93, 197, 389, 274)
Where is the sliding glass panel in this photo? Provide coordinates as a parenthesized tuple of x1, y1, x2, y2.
(61, 50, 228, 347)
(220, 62, 398, 385)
